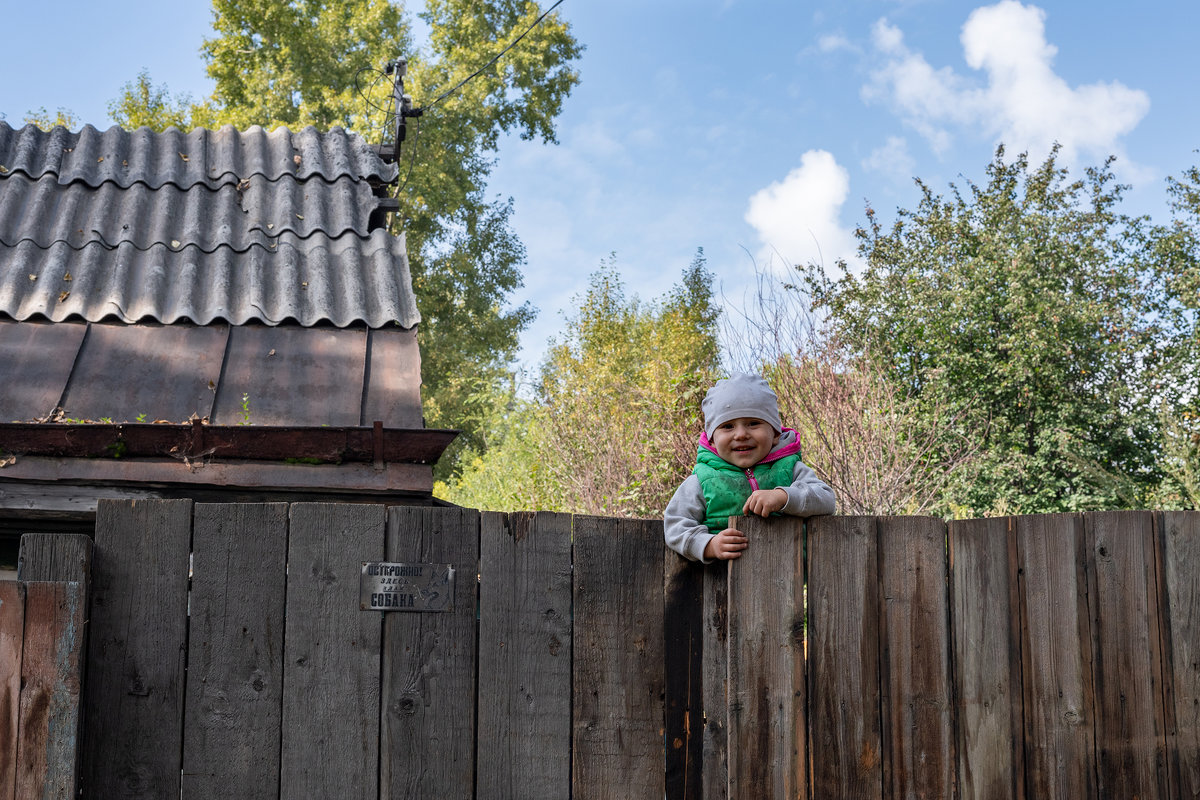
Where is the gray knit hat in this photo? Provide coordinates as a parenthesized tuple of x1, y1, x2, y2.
(702, 373, 782, 438)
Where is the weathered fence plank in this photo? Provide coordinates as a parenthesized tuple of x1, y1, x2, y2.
(16, 581, 86, 800)
(726, 515, 806, 800)
(85, 498, 192, 799)
(382, 506, 479, 800)
(879, 515, 956, 799)
(16, 534, 93, 584)
(182, 503, 289, 800)
(0, 581, 24, 800)
(701, 559, 728, 800)
(663, 553, 703, 799)
(948, 516, 1023, 800)
(1161, 510, 1200, 799)
(1015, 513, 1097, 799)
(573, 515, 667, 800)
(807, 515, 883, 798)
(477, 511, 572, 798)
(1086, 510, 1170, 799)
(281, 502, 385, 800)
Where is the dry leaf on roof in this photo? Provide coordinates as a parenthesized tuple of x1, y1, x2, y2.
(58, 291, 70, 303)
(63, 272, 72, 281)
(0, 455, 16, 469)
(28, 274, 36, 281)
(171, 240, 181, 248)
(179, 152, 190, 162)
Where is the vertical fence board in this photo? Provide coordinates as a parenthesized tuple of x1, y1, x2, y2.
(664, 553, 704, 799)
(182, 503, 289, 800)
(0, 582, 23, 800)
(281, 502, 385, 800)
(949, 517, 1023, 800)
(476, 512, 572, 798)
(701, 560, 729, 800)
(16, 535, 93, 584)
(573, 516, 666, 800)
(1016, 513, 1097, 799)
(878, 516, 956, 799)
(726, 515, 806, 800)
(16, 581, 86, 800)
(1161, 510, 1200, 798)
(84, 498, 192, 799)
(808, 515, 883, 798)
(1087, 511, 1169, 799)
(382, 506, 478, 800)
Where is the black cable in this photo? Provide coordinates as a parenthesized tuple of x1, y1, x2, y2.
(424, 0, 567, 111)
(394, 114, 421, 200)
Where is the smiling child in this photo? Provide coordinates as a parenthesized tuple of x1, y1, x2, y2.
(663, 373, 836, 562)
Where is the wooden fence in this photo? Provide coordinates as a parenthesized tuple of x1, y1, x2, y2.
(6, 501, 1200, 798)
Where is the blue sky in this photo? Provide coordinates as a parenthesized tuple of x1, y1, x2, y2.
(3, 0, 1198, 372)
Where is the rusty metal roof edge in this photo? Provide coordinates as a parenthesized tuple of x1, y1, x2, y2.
(0, 422, 459, 465)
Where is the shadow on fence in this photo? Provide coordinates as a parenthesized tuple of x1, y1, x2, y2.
(3, 502, 1199, 799)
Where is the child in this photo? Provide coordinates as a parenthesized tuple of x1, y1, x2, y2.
(664, 373, 835, 561)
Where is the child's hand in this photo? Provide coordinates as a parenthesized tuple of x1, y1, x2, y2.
(743, 487, 788, 517)
(704, 527, 748, 560)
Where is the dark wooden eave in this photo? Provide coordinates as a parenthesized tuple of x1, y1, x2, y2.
(0, 422, 457, 465)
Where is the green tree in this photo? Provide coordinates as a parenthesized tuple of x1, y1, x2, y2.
(109, 0, 582, 478)
(807, 146, 1169, 515)
(23, 107, 81, 130)
(440, 251, 722, 515)
(108, 70, 216, 131)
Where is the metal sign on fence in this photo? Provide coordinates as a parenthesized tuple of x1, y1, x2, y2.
(359, 562, 454, 612)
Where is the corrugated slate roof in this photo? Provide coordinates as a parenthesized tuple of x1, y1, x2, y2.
(0, 122, 398, 188)
(0, 232, 418, 327)
(0, 120, 415, 329)
(0, 172, 383, 251)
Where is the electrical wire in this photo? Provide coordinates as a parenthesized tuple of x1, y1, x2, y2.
(423, 0, 567, 111)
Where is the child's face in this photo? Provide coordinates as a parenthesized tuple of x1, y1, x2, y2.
(712, 417, 779, 468)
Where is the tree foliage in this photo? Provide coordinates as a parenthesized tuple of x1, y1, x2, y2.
(807, 146, 1179, 515)
(441, 252, 722, 516)
(22, 107, 81, 130)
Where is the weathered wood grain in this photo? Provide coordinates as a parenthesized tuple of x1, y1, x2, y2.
(16, 581, 86, 800)
(807, 515, 883, 798)
(725, 515, 805, 800)
(1161, 510, 1200, 799)
(382, 506, 479, 800)
(701, 558, 729, 800)
(573, 515, 667, 800)
(949, 516, 1022, 800)
(878, 516, 955, 799)
(1015, 513, 1097, 799)
(0, 581, 24, 800)
(16, 534, 93, 584)
(84, 498, 192, 799)
(1085, 510, 1169, 799)
(281, 502, 386, 800)
(663, 551, 704, 799)
(476, 512, 572, 798)
(182, 503, 289, 799)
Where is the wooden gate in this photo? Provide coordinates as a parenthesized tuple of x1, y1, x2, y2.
(8, 501, 1200, 799)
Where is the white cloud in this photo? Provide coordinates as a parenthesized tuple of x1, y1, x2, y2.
(816, 33, 855, 54)
(864, 1, 1150, 166)
(863, 135, 917, 184)
(744, 150, 859, 273)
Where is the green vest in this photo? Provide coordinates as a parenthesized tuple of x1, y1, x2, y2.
(693, 446, 800, 534)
